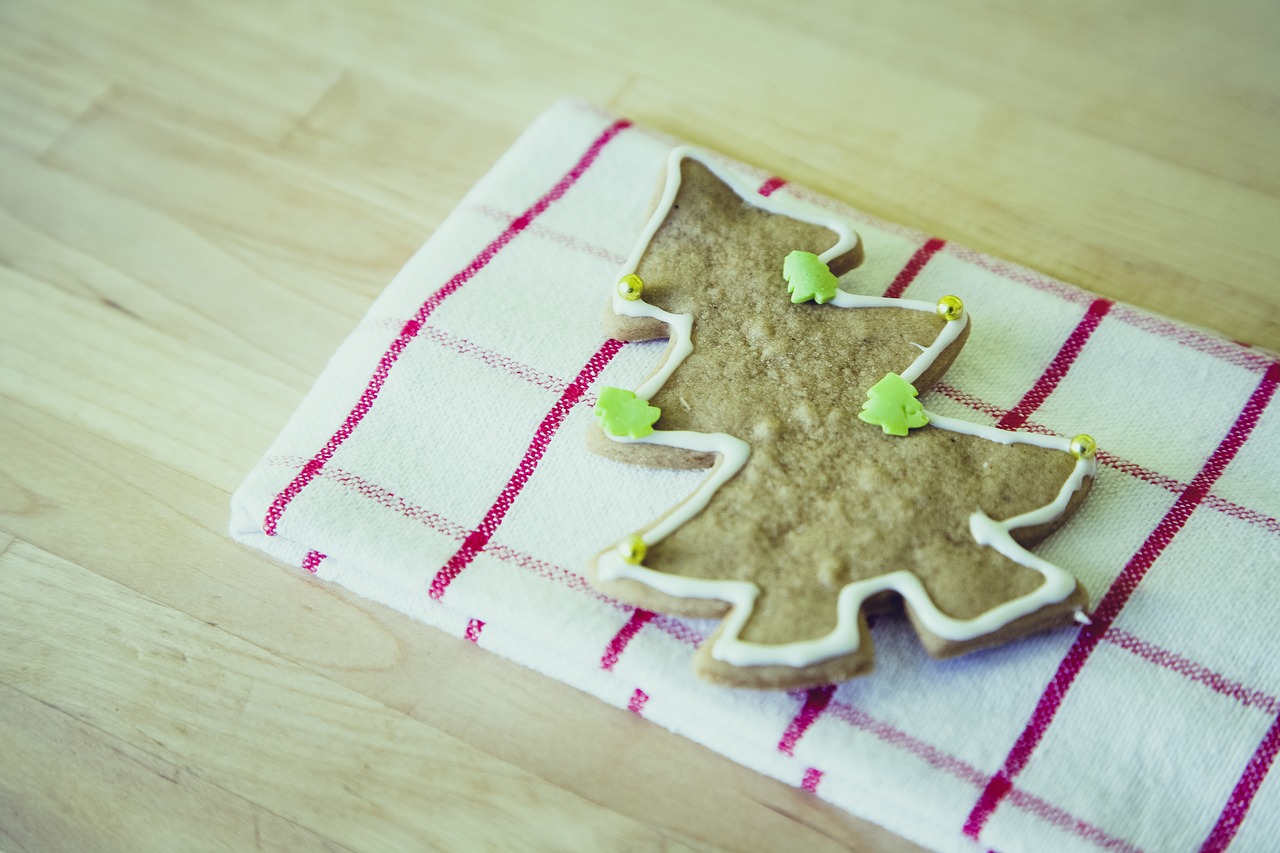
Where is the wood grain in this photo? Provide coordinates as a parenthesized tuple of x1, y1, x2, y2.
(2, 0, 1277, 850)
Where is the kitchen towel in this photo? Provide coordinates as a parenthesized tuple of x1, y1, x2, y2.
(230, 99, 1280, 853)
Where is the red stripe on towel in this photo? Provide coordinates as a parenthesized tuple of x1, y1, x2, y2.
(882, 238, 946, 299)
(1104, 628, 1280, 715)
(1200, 715, 1280, 852)
(601, 609, 656, 671)
(997, 298, 1113, 430)
(778, 684, 837, 755)
(757, 176, 787, 197)
(427, 338, 625, 600)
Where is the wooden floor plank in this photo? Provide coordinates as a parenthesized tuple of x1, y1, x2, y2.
(0, 263, 298, 494)
(0, 143, 358, 385)
(0, 684, 350, 853)
(4, 0, 343, 146)
(37, 87, 423, 305)
(0, 539, 688, 852)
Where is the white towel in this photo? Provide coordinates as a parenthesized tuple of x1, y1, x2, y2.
(231, 99, 1280, 853)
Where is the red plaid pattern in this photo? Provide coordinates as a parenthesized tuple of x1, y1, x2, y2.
(231, 100, 1280, 853)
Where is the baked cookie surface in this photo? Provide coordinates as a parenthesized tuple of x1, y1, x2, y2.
(589, 150, 1094, 689)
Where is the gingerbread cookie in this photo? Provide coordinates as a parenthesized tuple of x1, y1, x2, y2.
(587, 148, 1095, 689)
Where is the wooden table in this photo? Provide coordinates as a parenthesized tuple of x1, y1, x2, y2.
(3, 1, 1277, 850)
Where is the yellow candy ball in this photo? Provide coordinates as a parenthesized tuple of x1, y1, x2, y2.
(1069, 434, 1097, 461)
(618, 274, 644, 301)
(936, 294, 965, 322)
(619, 535, 647, 564)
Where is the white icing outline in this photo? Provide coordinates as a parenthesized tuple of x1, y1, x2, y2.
(598, 146, 1093, 668)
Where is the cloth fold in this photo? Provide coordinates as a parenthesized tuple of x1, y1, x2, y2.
(231, 99, 1280, 853)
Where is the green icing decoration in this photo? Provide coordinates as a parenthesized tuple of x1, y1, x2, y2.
(859, 373, 929, 436)
(783, 250, 840, 304)
(595, 386, 661, 438)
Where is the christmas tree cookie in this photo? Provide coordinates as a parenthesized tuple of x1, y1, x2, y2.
(588, 148, 1095, 689)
